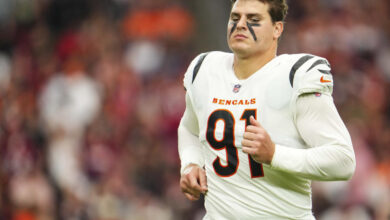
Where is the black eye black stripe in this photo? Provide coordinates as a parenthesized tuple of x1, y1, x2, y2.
(229, 21, 260, 41)
(230, 22, 237, 38)
(247, 22, 260, 41)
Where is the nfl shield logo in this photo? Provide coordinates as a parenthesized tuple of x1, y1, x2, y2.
(233, 84, 241, 93)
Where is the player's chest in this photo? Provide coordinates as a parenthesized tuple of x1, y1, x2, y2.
(193, 79, 267, 137)
(193, 73, 271, 117)
(193, 70, 292, 136)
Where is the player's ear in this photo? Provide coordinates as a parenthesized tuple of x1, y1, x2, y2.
(273, 21, 284, 40)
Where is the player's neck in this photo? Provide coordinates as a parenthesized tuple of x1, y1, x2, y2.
(233, 48, 277, 80)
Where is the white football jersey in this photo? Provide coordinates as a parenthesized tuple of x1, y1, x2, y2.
(183, 51, 333, 220)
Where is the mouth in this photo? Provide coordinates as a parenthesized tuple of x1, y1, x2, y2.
(234, 34, 248, 39)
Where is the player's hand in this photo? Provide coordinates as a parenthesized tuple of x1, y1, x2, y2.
(241, 116, 275, 165)
(180, 164, 208, 201)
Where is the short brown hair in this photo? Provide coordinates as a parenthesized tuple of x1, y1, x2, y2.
(230, 0, 288, 23)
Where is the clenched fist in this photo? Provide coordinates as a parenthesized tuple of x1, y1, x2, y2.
(180, 164, 208, 201)
(241, 116, 275, 165)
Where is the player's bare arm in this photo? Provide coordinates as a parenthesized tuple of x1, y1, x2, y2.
(180, 164, 208, 201)
(241, 116, 275, 164)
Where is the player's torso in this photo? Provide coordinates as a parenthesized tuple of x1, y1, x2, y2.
(189, 52, 314, 219)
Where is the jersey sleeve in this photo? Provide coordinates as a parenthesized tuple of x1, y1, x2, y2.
(178, 93, 204, 174)
(292, 55, 333, 96)
(178, 53, 209, 174)
(271, 93, 356, 180)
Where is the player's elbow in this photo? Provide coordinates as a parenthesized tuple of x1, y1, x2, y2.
(320, 144, 356, 181)
(332, 148, 356, 181)
(337, 155, 355, 180)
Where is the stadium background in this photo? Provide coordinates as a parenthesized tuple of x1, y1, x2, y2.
(0, 0, 389, 219)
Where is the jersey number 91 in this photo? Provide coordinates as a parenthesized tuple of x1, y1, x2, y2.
(206, 109, 264, 178)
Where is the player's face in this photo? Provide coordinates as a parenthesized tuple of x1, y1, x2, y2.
(227, 0, 283, 57)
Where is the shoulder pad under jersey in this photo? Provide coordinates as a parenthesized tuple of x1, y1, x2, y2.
(289, 54, 333, 95)
(183, 52, 209, 91)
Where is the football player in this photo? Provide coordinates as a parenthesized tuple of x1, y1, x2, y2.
(178, 0, 356, 219)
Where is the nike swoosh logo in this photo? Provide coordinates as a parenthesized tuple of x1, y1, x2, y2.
(320, 76, 331, 83)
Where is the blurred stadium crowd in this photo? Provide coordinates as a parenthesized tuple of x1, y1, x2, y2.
(0, 0, 389, 219)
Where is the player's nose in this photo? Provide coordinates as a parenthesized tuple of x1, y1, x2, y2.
(236, 17, 247, 30)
